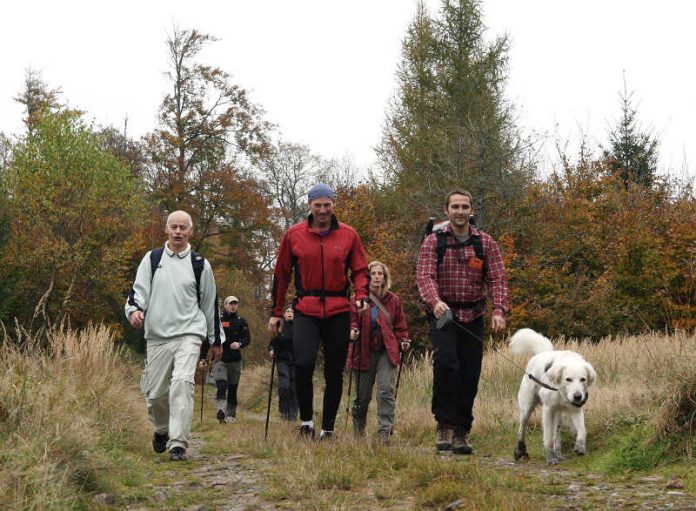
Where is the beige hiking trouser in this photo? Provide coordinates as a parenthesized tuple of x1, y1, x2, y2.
(140, 336, 202, 450)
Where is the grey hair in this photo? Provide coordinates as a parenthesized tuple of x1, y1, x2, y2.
(166, 210, 193, 228)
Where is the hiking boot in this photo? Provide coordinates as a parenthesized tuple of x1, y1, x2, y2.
(298, 425, 315, 439)
(224, 415, 235, 424)
(436, 423, 454, 452)
(452, 428, 474, 455)
(378, 430, 391, 446)
(216, 409, 226, 424)
(152, 432, 169, 453)
(169, 446, 187, 461)
(319, 430, 334, 441)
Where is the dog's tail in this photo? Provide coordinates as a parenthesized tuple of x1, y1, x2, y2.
(509, 328, 553, 355)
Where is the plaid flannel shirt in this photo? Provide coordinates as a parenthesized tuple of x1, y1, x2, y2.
(416, 225, 509, 324)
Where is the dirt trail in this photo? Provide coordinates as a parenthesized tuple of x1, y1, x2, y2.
(483, 455, 696, 510)
(122, 433, 696, 510)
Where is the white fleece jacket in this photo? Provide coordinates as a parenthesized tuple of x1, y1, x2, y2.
(125, 243, 224, 346)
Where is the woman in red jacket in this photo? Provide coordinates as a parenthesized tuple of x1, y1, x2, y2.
(348, 261, 410, 444)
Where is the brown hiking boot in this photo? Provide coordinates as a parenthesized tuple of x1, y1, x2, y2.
(452, 428, 473, 455)
(436, 422, 453, 452)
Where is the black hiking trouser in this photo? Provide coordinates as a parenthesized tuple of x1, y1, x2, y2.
(276, 358, 298, 421)
(430, 315, 484, 432)
(293, 311, 350, 432)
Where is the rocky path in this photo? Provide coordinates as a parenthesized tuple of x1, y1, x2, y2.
(115, 434, 696, 510)
(481, 455, 696, 510)
(123, 435, 277, 511)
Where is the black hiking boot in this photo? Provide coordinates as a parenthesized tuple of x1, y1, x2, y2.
(152, 432, 169, 454)
(298, 425, 315, 439)
(169, 446, 187, 461)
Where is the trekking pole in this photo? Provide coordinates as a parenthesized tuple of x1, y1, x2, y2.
(394, 351, 404, 402)
(200, 368, 205, 423)
(264, 356, 276, 440)
(344, 329, 360, 429)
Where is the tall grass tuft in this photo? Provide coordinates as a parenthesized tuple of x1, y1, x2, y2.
(653, 367, 696, 457)
(0, 324, 148, 510)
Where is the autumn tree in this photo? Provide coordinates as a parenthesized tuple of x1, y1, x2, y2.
(2, 110, 146, 337)
(604, 77, 659, 187)
(144, 27, 275, 269)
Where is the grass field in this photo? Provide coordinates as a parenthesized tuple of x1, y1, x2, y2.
(2, 327, 696, 509)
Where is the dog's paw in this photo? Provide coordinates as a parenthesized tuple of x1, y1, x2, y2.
(545, 449, 561, 465)
(514, 441, 529, 461)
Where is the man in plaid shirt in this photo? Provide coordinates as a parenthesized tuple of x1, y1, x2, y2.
(417, 189, 509, 454)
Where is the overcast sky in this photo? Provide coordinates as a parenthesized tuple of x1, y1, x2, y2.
(1, 0, 694, 177)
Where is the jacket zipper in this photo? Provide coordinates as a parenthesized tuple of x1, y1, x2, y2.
(320, 236, 326, 317)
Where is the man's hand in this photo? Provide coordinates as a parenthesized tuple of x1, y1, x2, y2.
(198, 359, 209, 369)
(400, 340, 411, 352)
(129, 310, 144, 329)
(433, 301, 449, 319)
(491, 314, 506, 333)
(231, 341, 241, 350)
(350, 328, 360, 341)
(211, 344, 222, 362)
(356, 299, 369, 314)
(269, 350, 275, 359)
(268, 316, 283, 334)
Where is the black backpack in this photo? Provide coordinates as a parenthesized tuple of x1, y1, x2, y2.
(423, 217, 485, 272)
(149, 247, 206, 305)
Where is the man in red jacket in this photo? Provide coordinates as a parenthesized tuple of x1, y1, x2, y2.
(268, 183, 369, 440)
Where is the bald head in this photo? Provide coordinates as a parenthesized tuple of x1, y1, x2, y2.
(167, 210, 193, 229)
(165, 210, 193, 253)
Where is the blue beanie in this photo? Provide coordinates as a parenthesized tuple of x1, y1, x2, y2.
(307, 183, 335, 201)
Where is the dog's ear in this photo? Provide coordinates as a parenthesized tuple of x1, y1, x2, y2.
(545, 362, 563, 385)
(585, 363, 597, 386)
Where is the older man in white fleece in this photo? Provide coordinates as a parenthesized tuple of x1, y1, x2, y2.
(126, 210, 224, 461)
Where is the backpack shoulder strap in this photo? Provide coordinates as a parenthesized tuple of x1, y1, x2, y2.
(190, 251, 205, 305)
(435, 230, 449, 268)
(149, 247, 165, 284)
(469, 234, 484, 261)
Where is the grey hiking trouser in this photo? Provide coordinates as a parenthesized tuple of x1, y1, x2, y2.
(140, 336, 201, 451)
(351, 350, 397, 435)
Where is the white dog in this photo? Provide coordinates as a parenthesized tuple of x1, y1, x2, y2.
(509, 328, 596, 465)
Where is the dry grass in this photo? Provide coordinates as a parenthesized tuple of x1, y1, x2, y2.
(0, 324, 148, 510)
(365, 331, 696, 441)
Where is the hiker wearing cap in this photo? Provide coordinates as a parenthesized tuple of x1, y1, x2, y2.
(416, 190, 509, 455)
(268, 305, 299, 421)
(210, 295, 251, 423)
(126, 210, 224, 461)
(348, 261, 410, 445)
(268, 183, 369, 440)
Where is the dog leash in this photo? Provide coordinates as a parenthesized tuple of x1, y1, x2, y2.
(436, 309, 559, 392)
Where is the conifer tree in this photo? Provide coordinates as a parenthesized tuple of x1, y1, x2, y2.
(604, 77, 659, 187)
(378, 0, 531, 231)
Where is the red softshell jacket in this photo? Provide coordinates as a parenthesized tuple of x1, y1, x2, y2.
(347, 291, 409, 370)
(271, 215, 369, 318)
